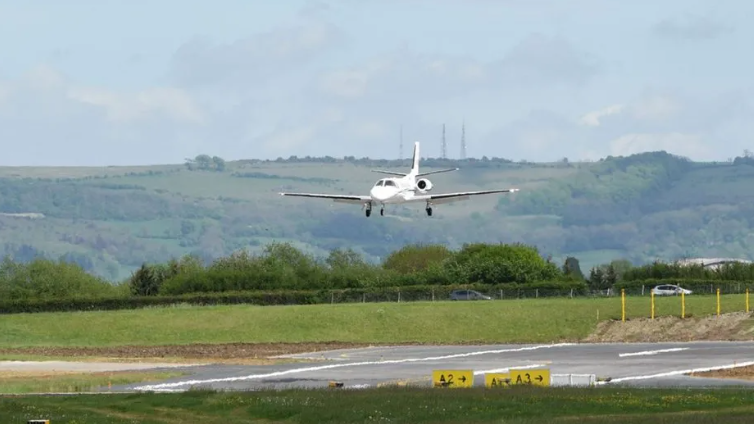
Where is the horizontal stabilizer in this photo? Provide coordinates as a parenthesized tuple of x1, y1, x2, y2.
(370, 169, 407, 176)
(417, 168, 459, 177)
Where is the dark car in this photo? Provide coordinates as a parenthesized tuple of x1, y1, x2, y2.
(449, 289, 492, 301)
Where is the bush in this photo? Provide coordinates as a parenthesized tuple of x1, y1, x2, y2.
(0, 256, 124, 301)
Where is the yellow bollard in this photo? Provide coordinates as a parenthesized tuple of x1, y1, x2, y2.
(717, 288, 721, 317)
(621, 288, 625, 322)
(681, 291, 685, 319)
(746, 288, 749, 314)
(651, 291, 655, 320)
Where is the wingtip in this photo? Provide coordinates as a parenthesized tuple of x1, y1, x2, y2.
(511, 188, 519, 192)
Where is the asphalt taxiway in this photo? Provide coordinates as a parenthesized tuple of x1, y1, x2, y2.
(113, 341, 754, 392)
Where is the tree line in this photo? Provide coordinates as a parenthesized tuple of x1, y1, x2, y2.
(2, 242, 754, 314)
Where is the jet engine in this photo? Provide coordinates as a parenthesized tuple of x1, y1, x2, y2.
(416, 178, 433, 192)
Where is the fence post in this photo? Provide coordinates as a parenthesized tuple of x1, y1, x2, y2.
(570, 288, 573, 299)
(746, 288, 749, 313)
(331, 292, 334, 304)
(398, 290, 401, 303)
(651, 290, 655, 320)
(363, 293, 365, 303)
(681, 291, 685, 319)
(536, 289, 539, 298)
(432, 289, 435, 302)
(621, 289, 625, 322)
(641, 285, 644, 296)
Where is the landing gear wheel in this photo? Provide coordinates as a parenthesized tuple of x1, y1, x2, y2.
(366, 208, 371, 217)
(426, 207, 433, 216)
(380, 208, 384, 216)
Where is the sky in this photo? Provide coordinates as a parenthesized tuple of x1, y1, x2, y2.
(0, 0, 752, 166)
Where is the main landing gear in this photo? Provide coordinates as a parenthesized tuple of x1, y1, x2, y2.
(364, 202, 386, 217)
(425, 201, 433, 216)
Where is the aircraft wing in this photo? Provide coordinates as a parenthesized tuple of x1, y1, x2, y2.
(279, 192, 371, 205)
(412, 188, 519, 204)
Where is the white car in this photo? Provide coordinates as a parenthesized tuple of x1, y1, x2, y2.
(651, 284, 692, 296)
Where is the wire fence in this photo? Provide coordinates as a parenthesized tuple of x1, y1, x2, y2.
(310, 282, 754, 305)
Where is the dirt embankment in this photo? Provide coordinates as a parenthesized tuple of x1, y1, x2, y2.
(583, 311, 754, 343)
(691, 365, 754, 380)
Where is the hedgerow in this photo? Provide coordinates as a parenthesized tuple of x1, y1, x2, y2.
(0, 281, 590, 314)
(3, 240, 753, 314)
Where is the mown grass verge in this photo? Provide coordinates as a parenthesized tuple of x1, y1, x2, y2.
(0, 295, 750, 348)
(0, 370, 187, 394)
(2, 386, 754, 423)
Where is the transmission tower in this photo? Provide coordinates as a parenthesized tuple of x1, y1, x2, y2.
(399, 124, 403, 160)
(441, 123, 447, 159)
(460, 120, 467, 159)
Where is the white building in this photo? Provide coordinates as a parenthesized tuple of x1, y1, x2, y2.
(675, 257, 752, 270)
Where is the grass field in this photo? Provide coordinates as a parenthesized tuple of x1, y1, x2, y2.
(0, 295, 750, 349)
(2, 386, 754, 423)
(0, 370, 187, 394)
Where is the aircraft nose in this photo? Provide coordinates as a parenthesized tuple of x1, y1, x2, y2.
(370, 187, 387, 201)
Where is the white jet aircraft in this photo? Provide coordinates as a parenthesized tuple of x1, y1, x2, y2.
(279, 141, 519, 217)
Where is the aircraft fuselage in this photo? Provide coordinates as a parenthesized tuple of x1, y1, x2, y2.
(369, 176, 424, 205)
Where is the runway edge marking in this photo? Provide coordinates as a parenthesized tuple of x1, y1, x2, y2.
(133, 343, 574, 391)
(618, 348, 689, 357)
(599, 360, 754, 384)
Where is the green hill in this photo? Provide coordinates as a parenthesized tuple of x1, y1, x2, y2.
(1, 152, 753, 282)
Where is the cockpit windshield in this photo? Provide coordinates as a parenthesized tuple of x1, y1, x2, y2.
(374, 179, 397, 187)
(374, 180, 398, 187)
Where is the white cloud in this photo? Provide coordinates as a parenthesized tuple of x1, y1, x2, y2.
(168, 20, 344, 92)
(0, 2, 751, 166)
(68, 86, 205, 124)
(579, 104, 624, 126)
(653, 14, 733, 40)
(629, 95, 681, 122)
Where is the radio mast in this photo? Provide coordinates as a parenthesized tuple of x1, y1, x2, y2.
(399, 124, 403, 160)
(441, 123, 447, 159)
(460, 120, 467, 159)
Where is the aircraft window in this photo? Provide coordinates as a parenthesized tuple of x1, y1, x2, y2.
(384, 180, 396, 186)
(375, 180, 384, 186)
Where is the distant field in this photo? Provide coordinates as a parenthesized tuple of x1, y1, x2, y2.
(3, 153, 754, 283)
(2, 386, 754, 423)
(0, 295, 749, 349)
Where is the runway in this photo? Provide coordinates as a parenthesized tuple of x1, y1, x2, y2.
(117, 341, 754, 392)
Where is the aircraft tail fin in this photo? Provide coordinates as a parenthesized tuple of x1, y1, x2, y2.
(410, 141, 420, 176)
